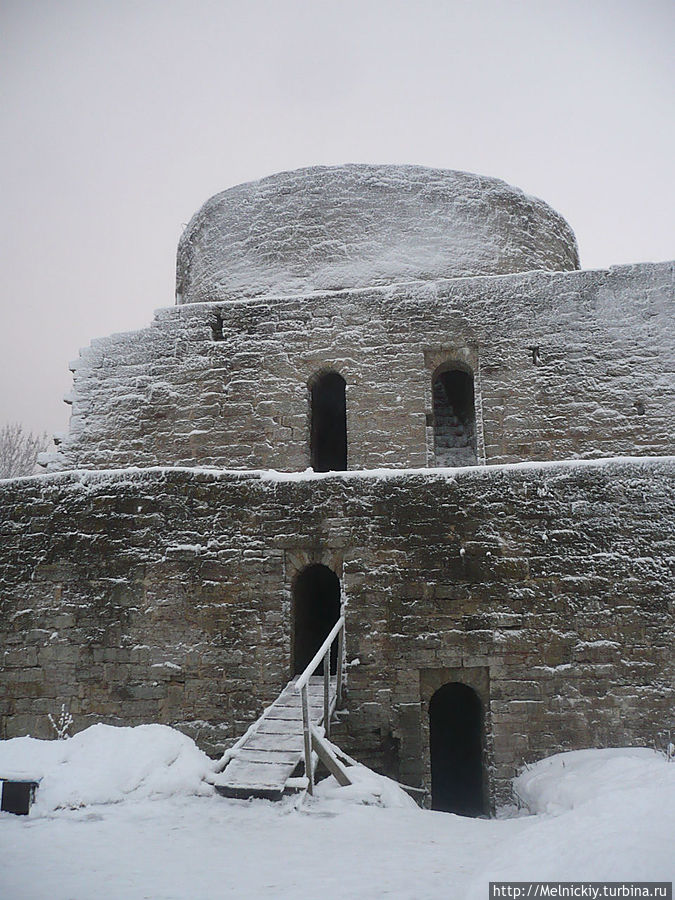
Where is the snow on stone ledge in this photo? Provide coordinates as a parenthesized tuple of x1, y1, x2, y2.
(2, 454, 673, 490)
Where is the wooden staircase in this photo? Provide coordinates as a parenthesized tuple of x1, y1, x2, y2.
(211, 616, 353, 801)
(212, 676, 335, 800)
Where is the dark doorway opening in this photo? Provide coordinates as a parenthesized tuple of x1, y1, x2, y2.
(310, 372, 347, 472)
(429, 682, 485, 816)
(432, 367, 477, 466)
(292, 564, 341, 675)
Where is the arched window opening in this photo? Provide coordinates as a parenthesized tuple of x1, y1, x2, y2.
(432, 367, 476, 466)
(429, 682, 485, 816)
(310, 372, 347, 472)
(292, 564, 341, 675)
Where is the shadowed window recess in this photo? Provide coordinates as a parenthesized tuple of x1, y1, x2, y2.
(432, 367, 477, 466)
(292, 564, 341, 675)
(310, 371, 347, 472)
(429, 682, 485, 816)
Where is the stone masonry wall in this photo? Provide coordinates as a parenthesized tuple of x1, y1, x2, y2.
(2, 458, 673, 806)
(50, 261, 674, 473)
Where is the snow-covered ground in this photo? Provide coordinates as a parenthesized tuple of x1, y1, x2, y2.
(1, 726, 673, 899)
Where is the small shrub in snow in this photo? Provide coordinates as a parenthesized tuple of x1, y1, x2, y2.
(655, 728, 674, 762)
(48, 703, 73, 740)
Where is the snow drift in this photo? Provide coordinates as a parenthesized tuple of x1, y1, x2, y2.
(514, 746, 674, 815)
(0, 724, 212, 811)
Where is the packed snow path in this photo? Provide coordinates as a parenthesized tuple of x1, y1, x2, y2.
(212, 676, 337, 800)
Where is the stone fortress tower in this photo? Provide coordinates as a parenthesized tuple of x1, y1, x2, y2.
(1, 165, 673, 813)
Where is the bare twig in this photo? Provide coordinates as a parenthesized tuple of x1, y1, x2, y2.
(0, 423, 49, 478)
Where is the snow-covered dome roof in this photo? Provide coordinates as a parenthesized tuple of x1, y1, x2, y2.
(176, 165, 579, 304)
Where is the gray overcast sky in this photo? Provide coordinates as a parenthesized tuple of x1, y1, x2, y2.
(1, 0, 673, 437)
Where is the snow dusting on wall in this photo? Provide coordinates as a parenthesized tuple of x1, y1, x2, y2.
(1, 458, 673, 805)
(176, 165, 580, 303)
(49, 261, 674, 473)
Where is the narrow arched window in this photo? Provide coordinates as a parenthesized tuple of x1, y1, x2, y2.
(310, 371, 347, 472)
(432, 366, 477, 466)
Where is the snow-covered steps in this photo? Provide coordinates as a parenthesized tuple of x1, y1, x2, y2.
(212, 676, 337, 801)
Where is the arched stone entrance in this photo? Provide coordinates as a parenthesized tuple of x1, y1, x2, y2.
(292, 564, 341, 675)
(429, 682, 485, 816)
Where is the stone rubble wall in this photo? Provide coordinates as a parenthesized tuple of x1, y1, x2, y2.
(2, 458, 672, 806)
(49, 261, 674, 473)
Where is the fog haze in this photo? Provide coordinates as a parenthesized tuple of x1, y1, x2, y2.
(1, 0, 673, 436)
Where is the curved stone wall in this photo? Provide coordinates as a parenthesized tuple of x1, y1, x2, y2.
(51, 262, 675, 473)
(176, 165, 580, 304)
(2, 459, 672, 805)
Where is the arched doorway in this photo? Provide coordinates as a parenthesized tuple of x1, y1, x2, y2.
(431, 366, 477, 466)
(429, 682, 485, 816)
(292, 564, 341, 675)
(310, 371, 347, 472)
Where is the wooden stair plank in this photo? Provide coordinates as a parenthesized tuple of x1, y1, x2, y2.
(215, 760, 297, 786)
(256, 718, 307, 735)
(235, 749, 300, 764)
(214, 784, 286, 801)
(265, 707, 311, 721)
(274, 695, 325, 708)
(244, 733, 305, 751)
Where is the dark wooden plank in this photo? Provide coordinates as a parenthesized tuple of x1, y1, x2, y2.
(311, 727, 353, 786)
(215, 784, 285, 801)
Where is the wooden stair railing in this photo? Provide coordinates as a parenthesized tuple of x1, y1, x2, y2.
(295, 614, 348, 795)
